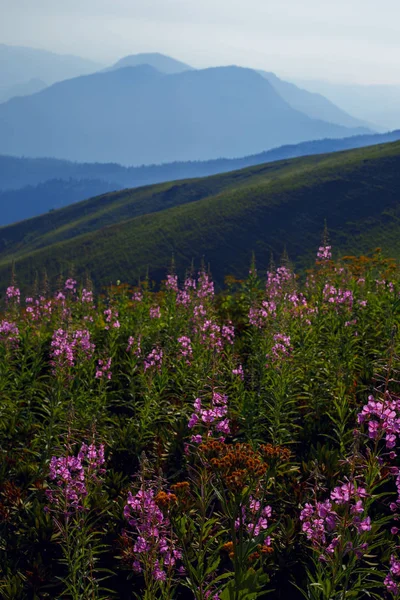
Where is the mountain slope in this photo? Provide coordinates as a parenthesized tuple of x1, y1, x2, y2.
(0, 43, 101, 91)
(258, 71, 372, 130)
(2, 130, 400, 191)
(1, 140, 400, 290)
(0, 65, 371, 165)
(0, 179, 122, 226)
(0, 78, 47, 104)
(293, 78, 400, 131)
(2, 130, 400, 227)
(105, 52, 193, 74)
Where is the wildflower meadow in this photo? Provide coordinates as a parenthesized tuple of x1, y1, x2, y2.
(2, 244, 400, 599)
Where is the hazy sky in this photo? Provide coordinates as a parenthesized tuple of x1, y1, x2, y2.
(1, 0, 400, 84)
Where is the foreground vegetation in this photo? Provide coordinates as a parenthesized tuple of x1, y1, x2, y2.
(1, 140, 400, 292)
(2, 244, 400, 598)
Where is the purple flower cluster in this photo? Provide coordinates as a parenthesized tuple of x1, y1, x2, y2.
(188, 392, 230, 443)
(50, 328, 95, 374)
(357, 392, 400, 453)
(64, 278, 77, 293)
(248, 300, 277, 328)
(177, 336, 193, 363)
(176, 277, 196, 306)
(197, 272, 214, 299)
(132, 290, 143, 302)
(127, 335, 142, 356)
(165, 274, 179, 292)
(144, 347, 163, 372)
(232, 364, 244, 380)
(236, 497, 272, 542)
(266, 333, 292, 365)
(300, 481, 370, 559)
(95, 358, 112, 380)
(196, 319, 234, 353)
(80, 288, 94, 305)
(47, 443, 105, 511)
(385, 555, 400, 595)
(25, 296, 53, 321)
(104, 307, 120, 330)
(124, 486, 182, 580)
(6, 285, 20, 303)
(149, 305, 161, 319)
(323, 284, 354, 309)
(266, 266, 295, 299)
(316, 245, 332, 261)
(0, 319, 19, 347)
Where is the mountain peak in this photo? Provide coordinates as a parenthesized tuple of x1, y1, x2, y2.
(107, 52, 193, 74)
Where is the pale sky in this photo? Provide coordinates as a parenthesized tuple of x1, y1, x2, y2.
(1, 0, 400, 84)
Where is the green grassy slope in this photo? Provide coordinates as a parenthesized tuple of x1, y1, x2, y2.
(1, 141, 400, 289)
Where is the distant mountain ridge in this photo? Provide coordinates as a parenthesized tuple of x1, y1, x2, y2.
(293, 78, 400, 131)
(258, 71, 372, 130)
(0, 78, 47, 104)
(1, 140, 400, 292)
(105, 52, 193, 74)
(2, 129, 400, 226)
(0, 64, 371, 166)
(0, 43, 102, 103)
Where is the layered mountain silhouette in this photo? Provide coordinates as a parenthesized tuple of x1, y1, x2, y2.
(105, 52, 193, 74)
(0, 64, 371, 165)
(1, 129, 400, 226)
(294, 78, 400, 132)
(0, 78, 47, 104)
(258, 71, 371, 129)
(1, 140, 400, 292)
(0, 43, 102, 102)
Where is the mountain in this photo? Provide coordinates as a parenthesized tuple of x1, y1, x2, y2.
(105, 52, 193, 74)
(258, 71, 372, 130)
(0, 78, 47, 104)
(292, 78, 400, 132)
(0, 65, 371, 166)
(0, 179, 122, 227)
(107, 54, 374, 130)
(0, 44, 102, 93)
(2, 130, 400, 226)
(1, 140, 400, 291)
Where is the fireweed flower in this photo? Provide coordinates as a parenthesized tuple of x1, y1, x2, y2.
(165, 274, 179, 292)
(127, 335, 142, 356)
(6, 285, 20, 303)
(177, 336, 193, 363)
(132, 290, 143, 302)
(194, 319, 234, 353)
(266, 333, 292, 366)
(64, 278, 77, 293)
(385, 555, 400, 595)
(235, 498, 273, 540)
(188, 392, 230, 443)
(50, 328, 95, 375)
(316, 246, 332, 261)
(124, 483, 182, 581)
(95, 358, 112, 380)
(0, 320, 19, 347)
(150, 306, 161, 319)
(46, 443, 105, 512)
(197, 272, 214, 299)
(357, 392, 400, 453)
(232, 364, 244, 380)
(104, 307, 120, 330)
(80, 288, 94, 306)
(266, 266, 295, 299)
(300, 481, 371, 560)
(144, 347, 163, 372)
(322, 284, 353, 310)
